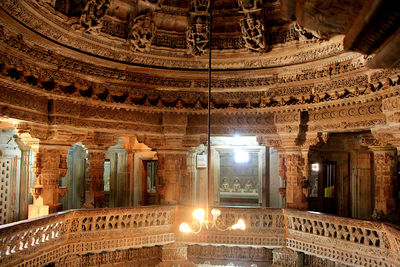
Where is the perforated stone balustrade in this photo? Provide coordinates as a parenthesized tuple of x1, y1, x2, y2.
(0, 206, 399, 267)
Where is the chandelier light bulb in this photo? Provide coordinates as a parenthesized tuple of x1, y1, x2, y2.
(231, 219, 246, 230)
(179, 222, 192, 233)
(193, 208, 205, 223)
(211, 208, 221, 217)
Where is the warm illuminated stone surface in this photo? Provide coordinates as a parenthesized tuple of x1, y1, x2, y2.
(0, 0, 399, 265)
(0, 206, 398, 266)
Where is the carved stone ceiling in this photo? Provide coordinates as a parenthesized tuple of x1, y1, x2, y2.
(0, 0, 369, 71)
(0, 0, 398, 115)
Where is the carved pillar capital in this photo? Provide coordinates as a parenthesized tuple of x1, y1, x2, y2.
(360, 133, 393, 149)
(83, 132, 119, 150)
(257, 135, 282, 150)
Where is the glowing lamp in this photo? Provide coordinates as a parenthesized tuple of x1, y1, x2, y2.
(231, 219, 246, 230)
(179, 223, 192, 233)
(193, 208, 205, 223)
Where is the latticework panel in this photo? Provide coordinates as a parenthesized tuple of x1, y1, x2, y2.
(0, 158, 12, 224)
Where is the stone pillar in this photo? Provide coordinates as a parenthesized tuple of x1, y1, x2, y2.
(372, 148, 397, 215)
(83, 149, 107, 208)
(13, 134, 32, 220)
(186, 145, 206, 206)
(279, 150, 308, 210)
(116, 149, 128, 206)
(29, 145, 68, 218)
(19, 147, 31, 220)
(83, 133, 118, 208)
(157, 150, 188, 204)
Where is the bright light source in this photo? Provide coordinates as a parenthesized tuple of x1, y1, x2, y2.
(231, 219, 245, 230)
(311, 163, 319, 172)
(179, 222, 192, 233)
(193, 208, 205, 223)
(211, 208, 221, 217)
(234, 149, 249, 163)
(211, 208, 221, 220)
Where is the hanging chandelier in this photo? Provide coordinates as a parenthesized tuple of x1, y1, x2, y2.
(179, 0, 246, 234)
(179, 208, 245, 234)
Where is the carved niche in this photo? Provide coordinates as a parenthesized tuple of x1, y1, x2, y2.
(239, 0, 266, 53)
(128, 11, 155, 52)
(78, 0, 110, 33)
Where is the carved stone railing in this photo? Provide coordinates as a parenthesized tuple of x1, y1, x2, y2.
(176, 206, 286, 247)
(0, 206, 399, 267)
(284, 209, 400, 267)
(0, 206, 176, 267)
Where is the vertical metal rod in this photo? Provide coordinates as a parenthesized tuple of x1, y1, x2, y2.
(207, 0, 213, 216)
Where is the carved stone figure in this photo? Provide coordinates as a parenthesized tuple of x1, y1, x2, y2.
(186, 17, 209, 56)
(221, 178, 230, 192)
(244, 179, 254, 192)
(176, 99, 183, 108)
(240, 14, 265, 53)
(79, 0, 110, 33)
(293, 22, 322, 41)
(232, 178, 241, 192)
(259, 95, 266, 108)
(128, 12, 155, 52)
(195, 99, 202, 109)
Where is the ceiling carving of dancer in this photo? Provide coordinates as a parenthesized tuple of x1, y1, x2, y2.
(77, 0, 110, 33)
(128, 11, 155, 52)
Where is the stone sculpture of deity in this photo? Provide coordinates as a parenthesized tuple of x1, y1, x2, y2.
(79, 0, 110, 33)
(128, 12, 155, 52)
(186, 17, 209, 56)
(240, 14, 265, 53)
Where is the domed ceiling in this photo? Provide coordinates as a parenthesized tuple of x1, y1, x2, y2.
(0, 0, 398, 128)
(0, 0, 367, 70)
